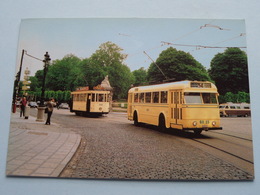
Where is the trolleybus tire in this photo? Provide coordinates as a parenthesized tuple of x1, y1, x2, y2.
(158, 114, 167, 132)
(193, 129, 202, 135)
(133, 111, 139, 126)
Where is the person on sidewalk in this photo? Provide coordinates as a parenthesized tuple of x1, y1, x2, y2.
(45, 98, 55, 125)
(20, 97, 27, 117)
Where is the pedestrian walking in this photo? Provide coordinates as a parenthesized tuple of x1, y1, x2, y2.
(45, 98, 55, 125)
(20, 97, 27, 117)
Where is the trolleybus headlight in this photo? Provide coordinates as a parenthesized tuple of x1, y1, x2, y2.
(193, 121, 197, 126)
(212, 121, 216, 126)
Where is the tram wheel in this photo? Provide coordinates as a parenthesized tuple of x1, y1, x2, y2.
(159, 114, 167, 132)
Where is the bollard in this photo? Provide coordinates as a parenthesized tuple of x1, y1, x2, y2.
(24, 106, 30, 119)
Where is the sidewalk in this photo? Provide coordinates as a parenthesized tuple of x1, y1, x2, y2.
(6, 111, 81, 177)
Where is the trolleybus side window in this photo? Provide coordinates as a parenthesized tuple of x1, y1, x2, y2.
(140, 93, 145, 103)
(152, 92, 159, 103)
(160, 91, 168, 103)
(145, 92, 151, 103)
(134, 93, 139, 103)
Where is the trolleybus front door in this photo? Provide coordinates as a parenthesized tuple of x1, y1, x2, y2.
(170, 90, 182, 129)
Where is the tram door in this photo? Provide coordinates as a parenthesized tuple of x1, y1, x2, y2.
(86, 94, 91, 112)
(170, 90, 182, 127)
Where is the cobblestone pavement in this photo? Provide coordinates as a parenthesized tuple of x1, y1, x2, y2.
(58, 112, 253, 180)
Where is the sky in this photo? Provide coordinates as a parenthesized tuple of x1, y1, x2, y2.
(16, 18, 247, 79)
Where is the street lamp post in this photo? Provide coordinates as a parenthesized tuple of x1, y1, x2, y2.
(12, 49, 25, 113)
(36, 52, 51, 122)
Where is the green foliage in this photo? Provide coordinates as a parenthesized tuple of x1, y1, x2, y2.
(219, 91, 250, 104)
(27, 90, 71, 102)
(132, 67, 148, 86)
(45, 54, 83, 91)
(147, 47, 211, 83)
(106, 62, 134, 99)
(208, 48, 249, 95)
(89, 42, 133, 99)
(79, 58, 106, 88)
(90, 41, 127, 67)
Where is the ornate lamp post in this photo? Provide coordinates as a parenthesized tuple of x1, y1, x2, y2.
(36, 52, 51, 122)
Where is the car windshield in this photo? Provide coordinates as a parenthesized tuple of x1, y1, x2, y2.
(184, 93, 217, 104)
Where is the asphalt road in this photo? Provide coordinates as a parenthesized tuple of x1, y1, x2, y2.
(30, 108, 254, 180)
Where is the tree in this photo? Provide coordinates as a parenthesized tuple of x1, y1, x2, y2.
(208, 48, 249, 95)
(89, 42, 133, 99)
(79, 58, 107, 88)
(90, 41, 127, 67)
(147, 47, 210, 83)
(106, 62, 134, 99)
(45, 54, 83, 91)
(132, 67, 148, 86)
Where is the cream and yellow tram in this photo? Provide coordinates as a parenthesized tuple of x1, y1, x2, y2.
(127, 80, 222, 134)
(70, 89, 110, 116)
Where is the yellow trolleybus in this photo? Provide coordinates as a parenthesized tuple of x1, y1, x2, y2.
(70, 89, 110, 116)
(127, 80, 222, 135)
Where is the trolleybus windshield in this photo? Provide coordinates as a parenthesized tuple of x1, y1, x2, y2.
(184, 92, 217, 104)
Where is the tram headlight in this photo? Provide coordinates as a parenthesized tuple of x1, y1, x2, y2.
(193, 121, 197, 126)
(212, 121, 216, 126)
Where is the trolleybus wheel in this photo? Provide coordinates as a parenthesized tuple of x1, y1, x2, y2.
(133, 112, 139, 126)
(159, 114, 167, 132)
(193, 130, 202, 135)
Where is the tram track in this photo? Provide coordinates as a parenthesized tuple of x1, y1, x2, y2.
(176, 130, 254, 176)
(208, 131, 252, 141)
(190, 137, 254, 164)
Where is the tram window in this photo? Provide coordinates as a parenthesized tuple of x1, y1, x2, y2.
(134, 93, 139, 103)
(161, 91, 168, 103)
(92, 94, 95, 102)
(80, 94, 85, 101)
(145, 92, 151, 103)
(184, 93, 202, 104)
(140, 93, 145, 103)
(202, 93, 217, 104)
(98, 94, 104, 102)
(76, 94, 79, 101)
(152, 92, 159, 103)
